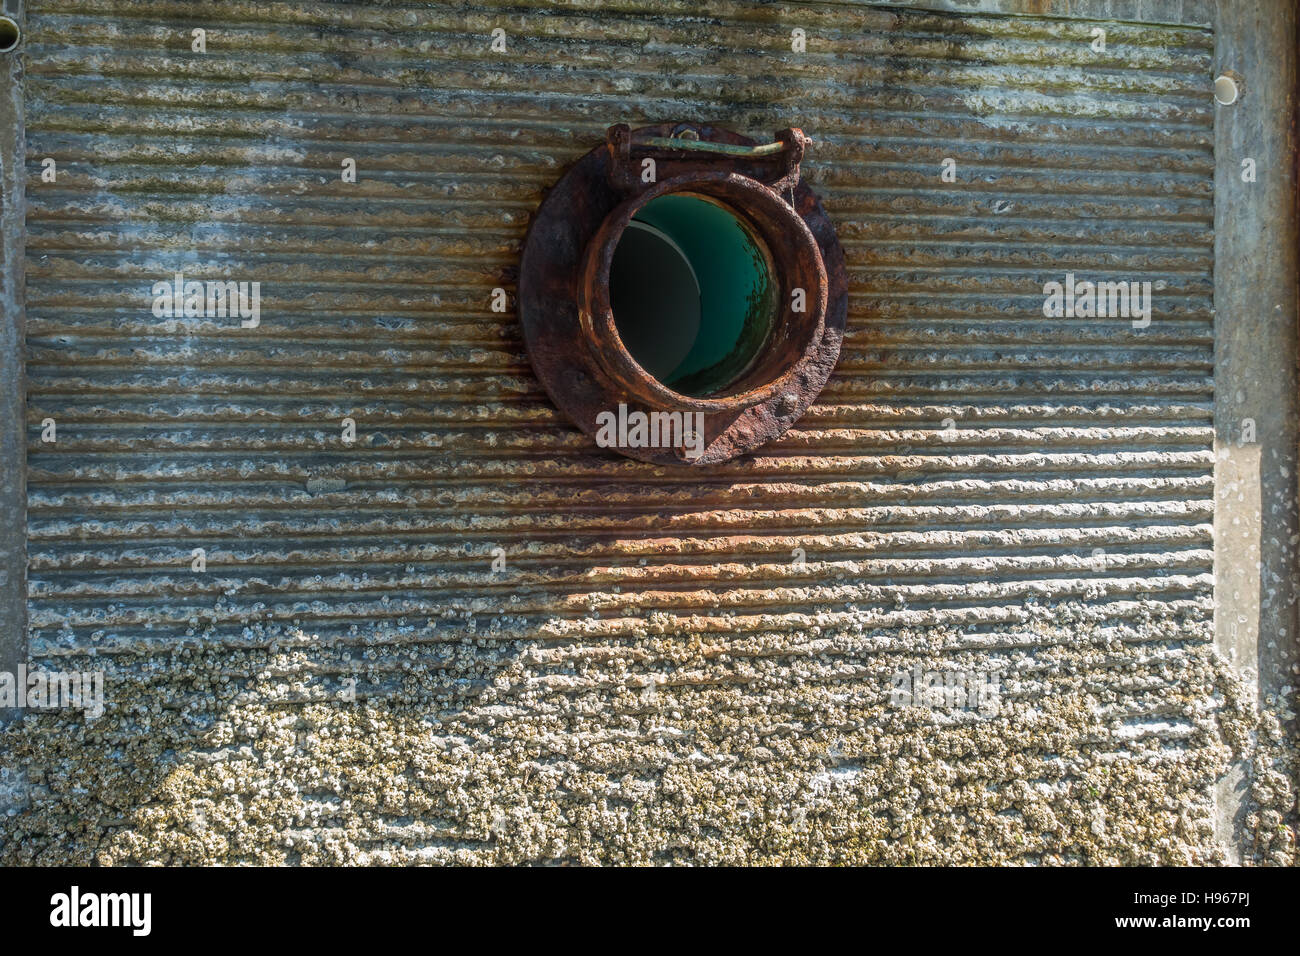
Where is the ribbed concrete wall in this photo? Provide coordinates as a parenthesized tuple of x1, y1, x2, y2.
(1, 0, 1293, 865)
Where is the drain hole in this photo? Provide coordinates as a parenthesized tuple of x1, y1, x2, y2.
(609, 194, 774, 398)
(0, 17, 19, 54)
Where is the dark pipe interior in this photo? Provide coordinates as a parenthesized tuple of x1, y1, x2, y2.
(609, 194, 774, 398)
(0, 17, 19, 54)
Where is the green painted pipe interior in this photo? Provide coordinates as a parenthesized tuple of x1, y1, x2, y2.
(609, 194, 774, 397)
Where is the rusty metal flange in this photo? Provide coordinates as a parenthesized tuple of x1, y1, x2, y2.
(518, 121, 847, 466)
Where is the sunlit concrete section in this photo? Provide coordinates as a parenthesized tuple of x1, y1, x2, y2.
(1211, 0, 1298, 862)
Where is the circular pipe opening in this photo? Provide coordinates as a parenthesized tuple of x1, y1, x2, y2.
(609, 194, 775, 398)
(582, 172, 827, 414)
(518, 122, 848, 465)
(1214, 74, 1239, 105)
(0, 16, 19, 54)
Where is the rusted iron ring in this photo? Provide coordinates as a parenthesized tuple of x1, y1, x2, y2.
(518, 122, 847, 466)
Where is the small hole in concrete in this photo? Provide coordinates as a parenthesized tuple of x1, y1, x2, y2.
(1214, 74, 1239, 105)
(0, 17, 19, 54)
(609, 194, 774, 398)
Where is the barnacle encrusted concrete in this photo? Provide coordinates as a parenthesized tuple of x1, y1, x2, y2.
(2, 601, 1293, 865)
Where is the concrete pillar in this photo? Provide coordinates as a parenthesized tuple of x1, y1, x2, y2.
(1212, 0, 1299, 861)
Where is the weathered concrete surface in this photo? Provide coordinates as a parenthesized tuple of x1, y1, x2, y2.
(1211, 0, 1299, 862)
(0, 0, 1294, 864)
(873, 0, 1213, 28)
(0, 603, 1290, 865)
(0, 0, 26, 720)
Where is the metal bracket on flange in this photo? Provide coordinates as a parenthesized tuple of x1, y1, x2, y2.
(605, 123, 808, 194)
